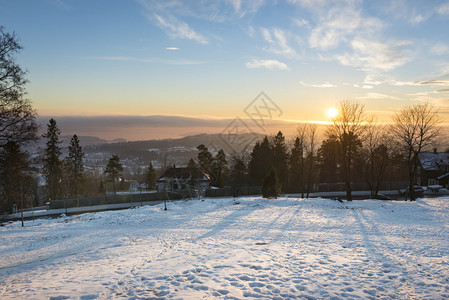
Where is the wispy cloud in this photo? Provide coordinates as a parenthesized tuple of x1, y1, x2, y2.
(153, 14, 208, 44)
(308, 5, 365, 50)
(226, 0, 266, 18)
(260, 27, 296, 56)
(357, 93, 400, 100)
(246, 59, 289, 70)
(294, 18, 310, 28)
(418, 79, 449, 85)
(286, 0, 416, 76)
(410, 14, 429, 24)
(299, 81, 336, 88)
(49, 0, 70, 10)
(437, 89, 449, 93)
(166, 47, 179, 51)
(437, 2, 449, 15)
(431, 43, 449, 55)
(337, 38, 411, 71)
(394, 79, 449, 86)
(138, 0, 265, 45)
(87, 56, 203, 65)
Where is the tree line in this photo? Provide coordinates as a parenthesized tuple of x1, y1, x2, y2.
(192, 100, 441, 201)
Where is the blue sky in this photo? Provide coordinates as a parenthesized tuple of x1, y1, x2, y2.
(1, 0, 449, 139)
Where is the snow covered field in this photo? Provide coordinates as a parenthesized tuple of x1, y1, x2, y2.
(1, 196, 448, 299)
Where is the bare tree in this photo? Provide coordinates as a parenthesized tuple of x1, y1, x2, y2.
(327, 100, 366, 201)
(391, 102, 441, 200)
(0, 27, 37, 149)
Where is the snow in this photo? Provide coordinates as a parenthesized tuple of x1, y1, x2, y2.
(1, 196, 449, 299)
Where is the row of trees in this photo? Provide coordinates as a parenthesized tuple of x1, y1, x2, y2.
(41, 119, 158, 200)
(0, 27, 158, 215)
(327, 100, 440, 201)
(190, 100, 441, 201)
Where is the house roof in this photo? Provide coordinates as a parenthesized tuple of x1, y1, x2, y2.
(418, 152, 449, 171)
(157, 167, 210, 182)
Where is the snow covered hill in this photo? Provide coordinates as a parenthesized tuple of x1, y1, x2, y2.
(1, 197, 448, 299)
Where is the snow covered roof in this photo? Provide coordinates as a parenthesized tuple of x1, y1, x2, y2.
(157, 167, 210, 182)
(418, 152, 449, 171)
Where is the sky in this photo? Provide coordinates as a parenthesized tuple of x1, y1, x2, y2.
(1, 0, 449, 140)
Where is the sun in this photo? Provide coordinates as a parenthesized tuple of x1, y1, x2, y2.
(327, 107, 338, 118)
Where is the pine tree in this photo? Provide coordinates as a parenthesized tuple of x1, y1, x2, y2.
(212, 149, 228, 188)
(104, 155, 123, 195)
(67, 134, 84, 198)
(230, 155, 246, 197)
(262, 167, 280, 199)
(42, 118, 62, 200)
(248, 136, 273, 185)
(317, 136, 342, 184)
(289, 136, 304, 194)
(272, 131, 289, 192)
(187, 158, 197, 169)
(98, 180, 105, 194)
(0, 142, 32, 214)
(146, 162, 157, 189)
(197, 144, 213, 174)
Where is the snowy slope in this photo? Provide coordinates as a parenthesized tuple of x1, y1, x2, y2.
(1, 197, 448, 299)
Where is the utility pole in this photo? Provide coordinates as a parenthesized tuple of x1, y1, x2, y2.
(20, 185, 24, 227)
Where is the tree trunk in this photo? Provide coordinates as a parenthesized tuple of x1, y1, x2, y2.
(344, 147, 353, 201)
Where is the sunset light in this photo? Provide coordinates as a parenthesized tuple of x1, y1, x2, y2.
(327, 107, 338, 118)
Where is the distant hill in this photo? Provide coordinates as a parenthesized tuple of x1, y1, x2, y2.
(35, 135, 126, 149)
(81, 133, 265, 170)
(32, 133, 266, 171)
(84, 132, 265, 155)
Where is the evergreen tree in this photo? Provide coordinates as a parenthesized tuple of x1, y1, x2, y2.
(60, 158, 72, 200)
(118, 178, 127, 191)
(230, 155, 246, 197)
(67, 134, 84, 198)
(272, 131, 289, 191)
(187, 158, 197, 169)
(104, 155, 123, 195)
(146, 162, 157, 189)
(317, 136, 342, 184)
(248, 136, 273, 185)
(42, 118, 62, 200)
(289, 136, 304, 194)
(212, 149, 228, 188)
(262, 167, 280, 199)
(0, 142, 33, 214)
(197, 144, 213, 174)
(98, 180, 105, 194)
